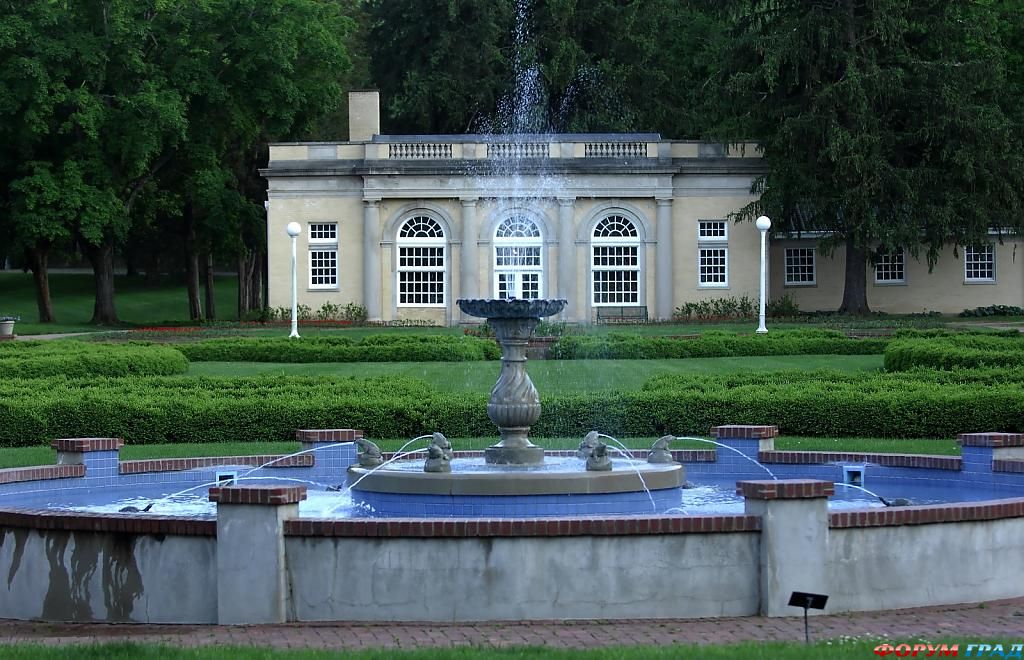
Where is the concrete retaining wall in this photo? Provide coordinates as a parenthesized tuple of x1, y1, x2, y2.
(827, 518, 1024, 612)
(285, 534, 761, 621)
(0, 528, 217, 623)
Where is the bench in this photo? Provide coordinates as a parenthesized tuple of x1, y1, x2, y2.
(595, 306, 648, 324)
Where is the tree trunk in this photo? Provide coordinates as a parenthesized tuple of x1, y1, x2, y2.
(838, 237, 871, 315)
(184, 204, 202, 321)
(86, 242, 119, 325)
(27, 243, 55, 323)
(237, 252, 252, 319)
(203, 251, 216, 320)
(237, 249, 264, 318)
(185, 250, 202, 321)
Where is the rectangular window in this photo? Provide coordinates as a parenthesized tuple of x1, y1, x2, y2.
(398, 246, 445, 305)
(495, 246, 541, 268)
(698, 220, 728, 241)
(309, 223, 337, 242)
(785, 248, 816, 285)
(874, 250, 906, 284)
(592, 245, 639, 305)
(698, 220, 729, 288)
(307, 222, 338, 289)
(309, 250, 338, 289)
(698, 247, 728, 287)
(964, 245, 995, 282)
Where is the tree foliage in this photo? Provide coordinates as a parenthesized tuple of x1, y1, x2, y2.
(707, 0, 1024, 313)
(0, 0, 353, 323)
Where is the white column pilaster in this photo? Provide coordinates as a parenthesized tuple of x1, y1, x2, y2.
(362, 199, 382, 321)
(655, 198, 674, 321)
(460, 198, 479, 308)
(557, 197, 576, 319)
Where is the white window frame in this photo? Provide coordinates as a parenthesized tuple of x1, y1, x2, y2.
(307, 222, 338, 290)
(698, 220, 729, 288)
(397, 215, 447, 307)
(784, 247, 817, 286)
(874, 249, 906, 284)
(698, 219, 728, 242)
(964, 244, 995, 283)
(493, 215, 544, 300)
(591, 214, 641, 306)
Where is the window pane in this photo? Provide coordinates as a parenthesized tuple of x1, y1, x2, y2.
(699, 247, 727, 285)
(698, 220, 727, 240)
(965, 245, 994, 281)
(875, 250, 905, 283)
(785, 248, 816, 284)
(309, 249, 337, 288)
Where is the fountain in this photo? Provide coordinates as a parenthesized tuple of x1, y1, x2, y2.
(457, 297, 566, 464)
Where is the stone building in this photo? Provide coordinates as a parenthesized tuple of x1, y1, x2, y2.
(262, 92, 1023, 323)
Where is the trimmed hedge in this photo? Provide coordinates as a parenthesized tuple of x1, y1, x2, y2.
(548, 329, 888, 360)
(884, 334, 1024, 371)
(0, 341, 189, 379)
(176, 335, 500, 363)
(3, 368, 1024, 446)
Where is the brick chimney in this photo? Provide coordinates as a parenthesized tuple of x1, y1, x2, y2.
(348, 90, 380, 142)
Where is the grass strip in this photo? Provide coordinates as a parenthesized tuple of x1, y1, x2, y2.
(0, 436, 959, 470)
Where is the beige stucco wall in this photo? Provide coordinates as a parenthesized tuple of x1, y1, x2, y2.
(770, 238, 1024, 314)
(267, 185, 761, 324)
(266, 193, 365, 318)
(672, 198, 762, 311)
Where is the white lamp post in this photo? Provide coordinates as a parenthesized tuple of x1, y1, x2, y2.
(285, 221, 302, 339)
(756, 215, 772, 334)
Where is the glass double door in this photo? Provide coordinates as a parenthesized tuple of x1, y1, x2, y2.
(493, 245, 542, 300)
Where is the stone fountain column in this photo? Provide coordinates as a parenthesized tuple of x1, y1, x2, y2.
(457, 298, 567, 465)
(486, 315, 544, 464)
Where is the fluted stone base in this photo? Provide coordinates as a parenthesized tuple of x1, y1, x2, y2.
(485, 445, 546, 465)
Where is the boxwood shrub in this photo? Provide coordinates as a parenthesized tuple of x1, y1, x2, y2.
(548, 329, 888, 360)
(176, 335, 500, 363)
(885, 334, 1024, 371)
(0, 341, 188, 378)
(3, 368, 1023, 446)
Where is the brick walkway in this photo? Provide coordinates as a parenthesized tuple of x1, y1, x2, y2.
(1, 598, 1021, 650)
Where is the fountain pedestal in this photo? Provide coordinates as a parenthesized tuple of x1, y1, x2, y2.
(457, 298, 567, 465)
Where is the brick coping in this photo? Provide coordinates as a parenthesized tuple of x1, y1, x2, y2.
(119, 454, 314, 475)
(830, 498, 1024, 528)
(0, 508, 216, 536)
(0, 464, 85, 485)
(958, 432, 1024, 448)
(759, 450, 961, 471)
(284, 515, 762, 537)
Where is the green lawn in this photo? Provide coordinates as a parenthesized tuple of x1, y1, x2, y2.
(0, 271, 239, 334)
(187, 354, 884, 392)
(0, 640, 984, 659)
(0, 434, 959, 470)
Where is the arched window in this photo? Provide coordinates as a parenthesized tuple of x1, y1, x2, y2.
(493, 215, 543, 299)
(591, 214, 640, 305)
(397, 215, 446, 306)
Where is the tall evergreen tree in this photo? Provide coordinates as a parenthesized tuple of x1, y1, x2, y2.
(709, 0, 1024, 313)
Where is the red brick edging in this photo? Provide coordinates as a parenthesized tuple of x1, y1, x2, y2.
(829, 498, 1024, 528)
(0, 509, 216, 536)
(51, 438, 124, 452)
(284, 515, 762, 538)
(0, 464, 85, 484)
(711, 425, 778, 439)
(120, 454, 313, 475)
(209, 486, 307, 505)
(759, 451, 961, 471)
(958, 432, 1024, 447)
(737, 479, 834, 500)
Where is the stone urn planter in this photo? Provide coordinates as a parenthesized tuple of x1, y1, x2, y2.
(0, 317, 17, 339)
